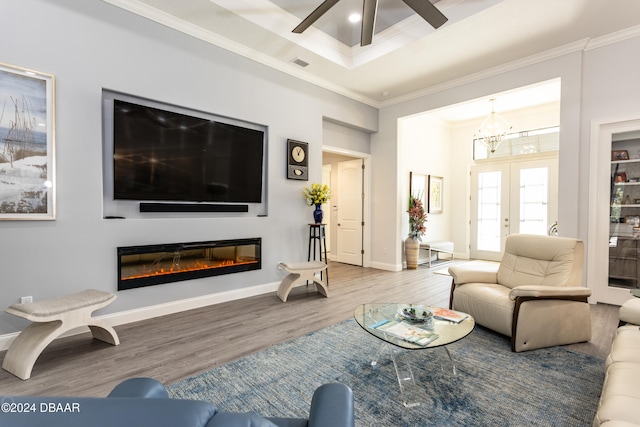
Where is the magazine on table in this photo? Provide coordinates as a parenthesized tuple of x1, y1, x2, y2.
(369, 319, 439, 346)
(431, 307, 468, 323)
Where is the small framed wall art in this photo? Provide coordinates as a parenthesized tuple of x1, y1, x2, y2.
(287, 139, 308, 180)
(428, 175, 443, 214)
(409, 171, 428, 209)
(0, 62, 56, 220)
(612, 150, 630, 161)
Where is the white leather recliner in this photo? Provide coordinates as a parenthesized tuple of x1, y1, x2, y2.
(448, 234, 591, 352)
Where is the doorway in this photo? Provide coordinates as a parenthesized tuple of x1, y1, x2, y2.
(323, 150, 369, 267)
(470, 157, 559, 261)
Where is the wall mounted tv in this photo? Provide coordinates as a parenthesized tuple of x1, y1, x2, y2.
(102, 92, 267, 217)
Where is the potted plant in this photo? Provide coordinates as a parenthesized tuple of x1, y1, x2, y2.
(303, 183, 331, 223)
(406, 194, 427, 269)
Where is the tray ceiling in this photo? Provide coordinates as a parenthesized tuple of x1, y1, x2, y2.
(103, 0, 640, 108)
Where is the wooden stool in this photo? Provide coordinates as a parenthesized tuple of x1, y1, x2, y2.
(277, 261, 328, 302)
(2, 289, 120, 380)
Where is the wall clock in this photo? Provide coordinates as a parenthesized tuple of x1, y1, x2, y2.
(287, 139, 308, 180)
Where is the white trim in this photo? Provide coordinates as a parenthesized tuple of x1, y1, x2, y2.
(323, 145, 372, 268)
(584, 24, 640, 52)
(378, 39, 589, 108)
(100, 0, 376, 106)
(369, 261, 402, 272)
(588, 112, 640, 305)
(0, 281, 280, 352)
(101, 1, 640, 109)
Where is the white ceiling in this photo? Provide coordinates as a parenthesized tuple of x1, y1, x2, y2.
(103, 0, 640, 115)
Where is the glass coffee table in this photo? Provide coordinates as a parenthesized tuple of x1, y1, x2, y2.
(354, 303, 475, 407)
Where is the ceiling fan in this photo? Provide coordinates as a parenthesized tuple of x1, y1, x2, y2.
(292, 0, 448, 46)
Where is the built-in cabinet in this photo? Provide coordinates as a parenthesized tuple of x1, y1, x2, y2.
(610, 142, 640, 287)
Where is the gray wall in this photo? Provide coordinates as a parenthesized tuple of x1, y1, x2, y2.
(370, 34, 640, 271)
(0, 0, 377, 334)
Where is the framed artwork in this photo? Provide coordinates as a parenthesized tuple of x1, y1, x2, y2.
(626, 215, 640, 227)
(0, 63, 55, 220)
(612, 150, 630, 161)
(286, 139, 308, 180)
(428, 175, 443, 214)
(409, 171, 427, 208)
(614, 172, 627, 183)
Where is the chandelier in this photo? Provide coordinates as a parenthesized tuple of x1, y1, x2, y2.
(475, 99, 512, 153)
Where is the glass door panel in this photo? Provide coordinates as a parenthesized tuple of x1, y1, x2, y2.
(477, 171, 502, 252)
(518, 167, 549, 235)
(609, 134, 640, 292)
(471, 164, 509, 261)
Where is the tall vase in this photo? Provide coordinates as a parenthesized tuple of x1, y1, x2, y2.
(313, 204, 324, 224)
(405, 236, 419, 269)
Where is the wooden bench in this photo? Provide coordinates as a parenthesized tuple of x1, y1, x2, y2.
(419, 241, 454, 268)
(2, 289, 120, 380)
(277, 261, 328, 302)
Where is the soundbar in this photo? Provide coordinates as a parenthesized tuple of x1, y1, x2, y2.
(140, 203, 249, 213)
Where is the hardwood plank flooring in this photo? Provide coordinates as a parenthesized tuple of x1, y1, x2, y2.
(0, 261, 619, 398)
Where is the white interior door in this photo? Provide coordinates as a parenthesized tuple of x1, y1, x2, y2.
(337, 159, 363, 266)
(471, 157, 558, 261)
(322, 165, 331, 253)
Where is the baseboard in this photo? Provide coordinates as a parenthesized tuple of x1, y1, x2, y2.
(369, 261, 402, 272)
(0, 281, 280, 352)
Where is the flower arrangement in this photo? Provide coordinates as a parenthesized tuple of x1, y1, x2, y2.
(303, 183, 331, 206)
(407, 194, 427, 241)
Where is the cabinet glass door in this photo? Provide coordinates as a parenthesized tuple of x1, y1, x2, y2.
(609, 138, 640, 290)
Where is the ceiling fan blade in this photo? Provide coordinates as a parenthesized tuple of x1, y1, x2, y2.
(401, 0, 448, 29)
(292, 0, 341, 34)
(361, 0, 378, 46)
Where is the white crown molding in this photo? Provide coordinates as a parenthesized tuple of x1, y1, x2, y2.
(100, 0, 380, 106)
(101, 1, 640, 109)
(378, 25, 640, 108)
(584, 24, 640, 51)
(377, 39, 591, 109)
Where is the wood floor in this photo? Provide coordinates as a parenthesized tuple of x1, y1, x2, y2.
(0, 261, 619, 398)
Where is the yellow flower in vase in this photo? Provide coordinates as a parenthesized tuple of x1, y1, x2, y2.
(302, 183, 331, 206)
(303, 183, 331, 224)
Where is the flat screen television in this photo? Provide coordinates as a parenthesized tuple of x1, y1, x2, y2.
(111, 99, 265, 204)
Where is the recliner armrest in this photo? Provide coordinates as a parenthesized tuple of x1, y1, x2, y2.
(619, 298, 640, 325)
(448, 265, 498, 285)
(509, 285, 591, 300)
(307, 383, 354, 427)
(107, 378, 169, 399)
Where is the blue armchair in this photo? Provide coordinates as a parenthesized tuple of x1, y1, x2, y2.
(0, 378, 354, 427)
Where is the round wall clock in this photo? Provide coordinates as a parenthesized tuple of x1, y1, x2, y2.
(287, 139, 308, 180)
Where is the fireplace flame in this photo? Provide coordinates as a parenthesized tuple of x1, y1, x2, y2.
(121, 259, 257, 281)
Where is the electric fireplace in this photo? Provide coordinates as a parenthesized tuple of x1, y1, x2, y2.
(117, 238, 261, 290)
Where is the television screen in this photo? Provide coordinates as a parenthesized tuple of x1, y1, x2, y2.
(112, 99, 264, 203)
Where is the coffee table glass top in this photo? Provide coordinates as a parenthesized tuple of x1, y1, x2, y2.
(354, 303, 475, 350)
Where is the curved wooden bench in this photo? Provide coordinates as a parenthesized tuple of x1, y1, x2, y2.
(277, 261, 328, 302)
(2, 289, 120, 380)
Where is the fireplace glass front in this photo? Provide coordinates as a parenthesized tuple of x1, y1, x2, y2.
(117, 238, 261, 290)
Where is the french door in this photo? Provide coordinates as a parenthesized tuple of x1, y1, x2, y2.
(470, 158, 558, 261)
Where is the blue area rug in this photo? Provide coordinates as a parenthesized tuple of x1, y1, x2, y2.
(167, 319, 604, 426)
